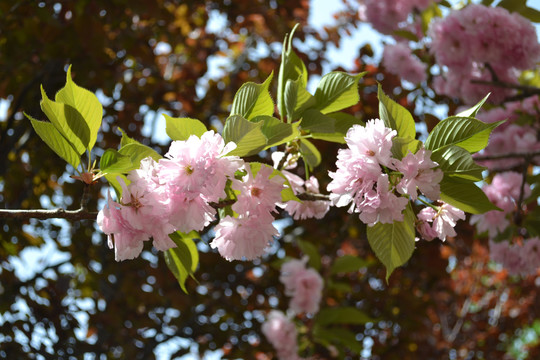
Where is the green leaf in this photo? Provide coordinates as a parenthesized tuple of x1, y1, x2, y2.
(393, 29, 419, 41)
(316, 307, 373, 326)
(55, 66, 103, 151)
(164, 114, 207, 141)
(284, 76, 316, 121)
(301, 109, 335, 133)
(40, 86, 89, 155)
(421, 1, 443, 34)
(222, 115, 267, 156)
(100, 149, 133, 173)
(519, 6, 540, 23)
(314, 71, 365, 114)
(297, 239, 321, 270)
(440, 178, 500, 214)
(456, 94, 490, 118)
(118, 127, 138, 147)
(231, 72, 274, 120)
(300, 139, 321, 169)
(366, 205, 416, 282)
(118, 143, 161, 164)
(431, 145, 486, 181)
(252, 115, 300, 148)
(425, 116, 503, 153)
(330, 255, 368, 275)
(164, 231, 199, 293)
(278, 24, 308, 121)
(104, 173, 128, 198)
(311, 112, 365, 143)
(391, 136, 422, 160)
(497, 0, 527, 12)
(313, 326, 363, 354)
(378, 84, 416, 139)
(26, 113, 81, 168)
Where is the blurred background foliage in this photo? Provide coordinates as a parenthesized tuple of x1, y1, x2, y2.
(0, 0, 539, 359)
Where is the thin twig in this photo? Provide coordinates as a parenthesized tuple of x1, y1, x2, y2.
(297, 192, 330, 201)
(474, 150, 540, 161)
(0, 208, 98, 221)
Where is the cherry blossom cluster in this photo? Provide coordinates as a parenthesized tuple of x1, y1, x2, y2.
(98, 131, 242, 261)
(429, 4, 540, 103)
(210, 164, 285, 261)
(359, 0, 435, 35)
(416, 202, 465, 241)
(382, 43, 427, 85)
(490, 237, 540, 276)
(475, 97, 540, 170)
(327, 119, 443, 226)
(261, 310, 303, 360)
(470, 172, 531, 238)
(279, 257, 324, 314)
(261, 258, 323, 359)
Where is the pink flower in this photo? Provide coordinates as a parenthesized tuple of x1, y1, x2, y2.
(357, 174, 408, 225)
(382, 43, 427, 84)
(158, 131, 241, 202)
(261, 311, 299, 360)
(97, 193, 150, 261)
(417, 203, 465, 241)
(346, 120, 397, 168)
(279, 257, 324, 314)
(395, 148, 443, 200)
(232, 164, 284, 215)
(417, 207, 438, 241)
(210, 212, 278, 261)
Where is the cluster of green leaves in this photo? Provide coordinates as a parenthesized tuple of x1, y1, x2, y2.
(371, 90, 502, 281)
(222, 25, 365, 171)
(25, 66, 102, 170)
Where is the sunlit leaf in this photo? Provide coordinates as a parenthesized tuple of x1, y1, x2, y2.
(378, 84, 416, 139)
(222, 115, 267, 156)
(55, 65, 103, 151)
(230, 72, 274, 120)
(314, 71, 365, 114)
(164, 114, 207, 141)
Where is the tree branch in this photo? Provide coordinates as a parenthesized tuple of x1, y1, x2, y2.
(474, 150, 540, 161)
(0, 208, 98, 221)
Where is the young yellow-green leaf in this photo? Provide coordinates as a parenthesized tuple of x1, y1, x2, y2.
(420, 1, 443, 34)
(456, 94, 490, 118)
(366, 204, 415, 282)
(297, 239, 321, 270)
(118, 127, 138, 147)
(163, 114, 207, 141)
(519, 6, 540, 23)
(222, 115, 267, 157)
(26, 113, 81, 168)
(100, 149, 133, 173)
(425, 116, 504, 153)
(300, 139, 321, 170)
(316, 307, 374, 326)
(252, 115, 300, 148)
(431, 145, 485, 181)
(55, 66, 103, 151)
(164, 231, 199, 293)
(284, 76, 316, 121)
(278, 24, 308, 121)
(440, 177, 500, 214)
(330, 255, 368, 275)
(118, 143, 162, 166)
(104, 173, 129, 199)
(497, 0, 527, 12)
(378, 84, 416, 139)
(230, 72, 274, 120)
(391, 136, 422, 160)
(40, 86, 89, 155)
(314, 72, 365, 114)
